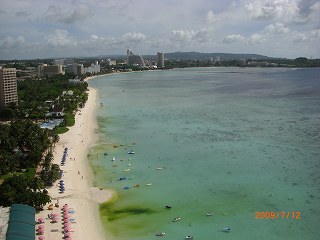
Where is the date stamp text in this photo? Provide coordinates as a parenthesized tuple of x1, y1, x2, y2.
(255, 211, 301, 220)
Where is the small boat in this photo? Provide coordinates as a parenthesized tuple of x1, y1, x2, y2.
(206, 212, 214, 216)
(123, 186, 130, 190)
(173, 217, 181, 222)
(119, 177, 126, 181)
(128, 150, 135, 154)
(134, 184, 140, 188)
(103, 152, 108, 156)
(112, 157, 116, 161)
(185, 236, 195, 239)
(222, 227, 231, 232)
(165, 205, 172, 209)
(146, 183, 152, 186)
(124, 168, 131, 172)
(156, 167, 165, 170)
(156, 232, 165, 236)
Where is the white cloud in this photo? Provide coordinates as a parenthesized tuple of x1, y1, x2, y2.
(292, 32, 308, 42)
(245, 0, 301, 22)
(46, 29, 77, 48)
(248, 33, 266, 44)
(0, 35, 26, 49)
(310, 29, 320, 39)
(0, 0, 319, 59)
(171, 29, 196, 42)
(121, 32, 146, 43)
(206, 10, 219, 24)
(223, 34, 245, 44)
(171, 28, 212, 43)
(44, 3, 92, 24)
(264, 22, 290, 34)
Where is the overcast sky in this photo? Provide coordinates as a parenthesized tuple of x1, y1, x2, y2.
(0, 0, 319, 59)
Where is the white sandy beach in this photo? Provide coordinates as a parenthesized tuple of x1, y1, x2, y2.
(35, 86, 115, 240)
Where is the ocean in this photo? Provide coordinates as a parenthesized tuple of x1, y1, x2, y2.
(88, 67, 320, 240)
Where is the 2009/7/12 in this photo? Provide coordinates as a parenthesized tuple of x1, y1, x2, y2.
(255, 211, 301, 220)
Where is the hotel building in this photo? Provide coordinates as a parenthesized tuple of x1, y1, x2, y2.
(127, 48, 145, 67)
(157, 52, 165, 68)
(0, 67, 18, 108)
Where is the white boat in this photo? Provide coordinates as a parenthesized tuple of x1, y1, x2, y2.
(185, 236, 195, 239)
(155, 232, 165, 236)
(206, 212, 214, 216)
(128, 151, 135, 154)
(112, 157, 116, 161)
(156, 167, 165, 170)
(222, 227, 231, 232)
(146, 183, 152, 186)
(173, 217, 181, 222)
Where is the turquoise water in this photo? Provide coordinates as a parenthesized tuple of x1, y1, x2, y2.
(89, 67, 320, 240)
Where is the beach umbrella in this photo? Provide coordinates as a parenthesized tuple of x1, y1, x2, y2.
(63, 212, 69, 217)
(38, 225, 44, 229)
(64, 226, 71, 232)
(37, 217, 44, 223)
(64, 232, 71, 237)
(53, 213, 59, 217)
(64, 222, 71, 227)
(64, 219, 70, 223)
(38, 236, 45, 240)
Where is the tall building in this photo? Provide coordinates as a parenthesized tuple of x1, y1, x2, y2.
(0, 67, 18, 108)
(66, 63, 84, 75)
(127, 48, 145, 67)
(85, 62, 100, 74)
(157, 52, 165, 68)
(45, 65, 64, 76)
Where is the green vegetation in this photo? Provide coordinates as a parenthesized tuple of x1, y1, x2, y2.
(164, 57, 320, 68)
(0, 73, 88, 121)
(0, 174, 51, 210)
(65, 112, 75, 126)
(0, 72, 89, 209)
(55, 126, 69, 134)
(0, 119, 55, 209)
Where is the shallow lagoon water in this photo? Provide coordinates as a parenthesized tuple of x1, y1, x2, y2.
(89, 67, 320, 240)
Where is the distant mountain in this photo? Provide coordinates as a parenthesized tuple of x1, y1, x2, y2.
(96, 51, 271, 61)
(164, 51, 270, 60)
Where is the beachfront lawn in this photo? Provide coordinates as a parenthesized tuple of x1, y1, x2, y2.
(65, 112, 75, 126)
(55, 126, 69, 134)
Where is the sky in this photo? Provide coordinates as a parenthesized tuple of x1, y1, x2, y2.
(0, 0, 319, 59)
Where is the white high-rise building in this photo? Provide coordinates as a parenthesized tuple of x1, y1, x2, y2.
(126, 48, 145, 67)
(157, 52, 165, 68)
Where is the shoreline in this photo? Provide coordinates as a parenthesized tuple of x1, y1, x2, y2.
(36, 85, 115, 240)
